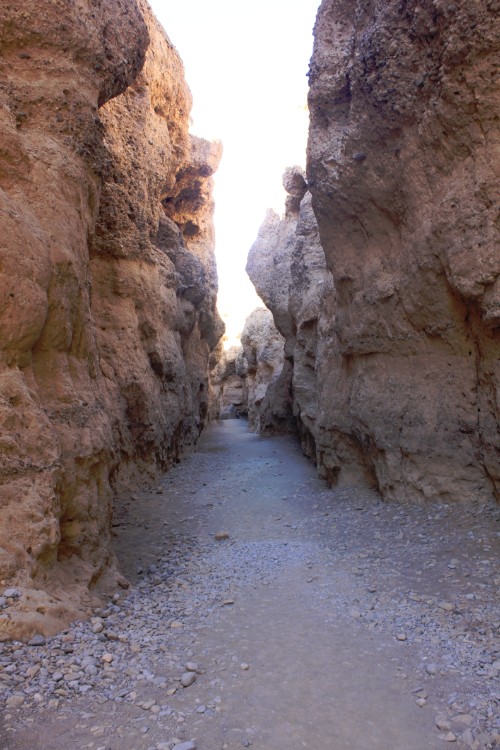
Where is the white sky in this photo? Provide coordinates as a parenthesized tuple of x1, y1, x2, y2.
(149, 0, 320, 345)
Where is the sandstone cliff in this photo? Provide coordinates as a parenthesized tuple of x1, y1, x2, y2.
(307, 0, 499, 503)
(249, 0, 500, 506)
(0, 0, 223, 638)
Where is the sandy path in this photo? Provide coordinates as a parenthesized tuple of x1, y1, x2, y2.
(2, 420, 498, 749)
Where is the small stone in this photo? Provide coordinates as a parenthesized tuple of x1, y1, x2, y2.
(442, 732, 456, 742)
(6, 695, 24, 709)
(52, 672, 64, 682)
(214, 531, 229, 541)
(166, 688, 177, 696)
(426, 663, 438, 675)
(185, 662, 199, 672)
(27, 634, 46, 646)
(172, 742, 197, 750)
(437, 601, 454, 612)
(435, 715, 451, 731)
(396, 633, 407, 641)
(240, 663, 249, 670)
(461, 729, 474, 747)
(101, 653, 113, 663)
(221, 599, 235, 606)
(4, 588, 21, 599)
(453, 714, 473, 726)
(170, 621, 183, 629)
(180, 672, 196, 688)
(415, 698, 427, 707)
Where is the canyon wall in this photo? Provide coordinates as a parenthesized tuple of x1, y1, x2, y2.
(236, 308, 292, 433)
(247, 171, 333, 459)
(0, 0, 223, 638)
(249, 0, 500, 505)
(209, 308, 290, 431)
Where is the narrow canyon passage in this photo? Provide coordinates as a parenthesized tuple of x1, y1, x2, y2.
(3, 422, 498, 750)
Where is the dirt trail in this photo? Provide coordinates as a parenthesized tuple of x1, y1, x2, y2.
(2, 421, 499, 750)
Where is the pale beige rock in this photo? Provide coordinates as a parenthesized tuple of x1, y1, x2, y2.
(0, 0, 223, 639)
(236, 308, 291, 433)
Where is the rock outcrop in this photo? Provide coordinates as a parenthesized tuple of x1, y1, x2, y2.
(0, 0, 223, 638)
(236, 308, 293, 433)
(249, 1, 500, 506)
(209, 344, 247, 420)
(306, 0, 499, 503)
(247, 170, 331, 457)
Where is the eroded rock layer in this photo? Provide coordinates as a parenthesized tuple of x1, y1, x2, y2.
(250, 1, 499, 506)
(0, 0, 223, 638)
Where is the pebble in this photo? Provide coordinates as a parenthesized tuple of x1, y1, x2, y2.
(436, 715, 451, 731)
(27, 634, 46, 647)
(4, 588, 21, 599)
(6, 695, 25, 708)
(172, 742, 197, 750)
(240, 663, 249, 671)
(180, 672, 196, 688)
(214, 531, 230, 541)
(185, 662, 199, 672)
(442, 732, 457, 742)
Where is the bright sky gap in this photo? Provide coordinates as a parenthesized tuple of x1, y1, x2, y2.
(149, 0, 320, 345)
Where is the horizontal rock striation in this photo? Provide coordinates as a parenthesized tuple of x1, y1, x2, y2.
(0, 0, 223, 638)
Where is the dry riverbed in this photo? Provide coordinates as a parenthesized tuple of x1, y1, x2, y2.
(1, 421, 499, 749)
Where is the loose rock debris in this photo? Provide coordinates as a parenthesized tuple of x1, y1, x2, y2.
(1, 422, 499, 750)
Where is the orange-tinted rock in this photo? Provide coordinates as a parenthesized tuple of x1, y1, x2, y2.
(0, 0, 222, 639)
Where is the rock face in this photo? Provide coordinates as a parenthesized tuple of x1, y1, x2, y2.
(249, 1, 499, 505)
(0, 0, 223, 638)
(247, 170, 331, 457)
(306, 0, 499, 503)
(236, 308, 293, 433)
(209, 344, 247, 420)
